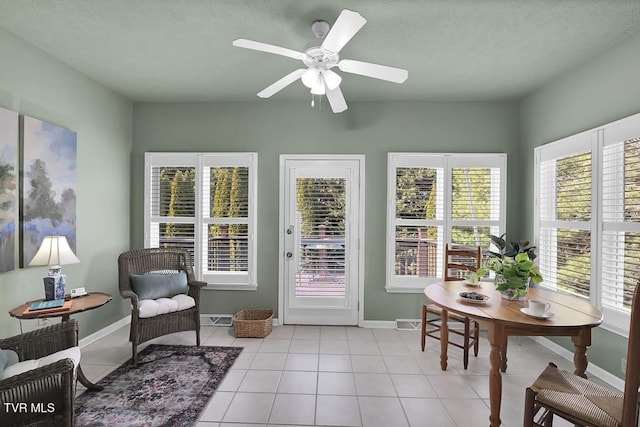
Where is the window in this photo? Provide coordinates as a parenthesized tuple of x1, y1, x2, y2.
(144, 153, 257, 290)
(386, 153, 506, 292)
(534, 113, 640, 334)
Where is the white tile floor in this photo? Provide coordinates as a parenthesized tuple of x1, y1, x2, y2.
(77, 324, 586, 427)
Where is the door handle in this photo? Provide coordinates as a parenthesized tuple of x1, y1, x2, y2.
(286, 252, 293, 258)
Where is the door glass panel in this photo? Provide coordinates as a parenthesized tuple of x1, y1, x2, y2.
(295, 177, 346, 297)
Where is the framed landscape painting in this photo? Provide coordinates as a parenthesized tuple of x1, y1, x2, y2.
(20, 115, 77, 267)
(0, 107, 18, 273)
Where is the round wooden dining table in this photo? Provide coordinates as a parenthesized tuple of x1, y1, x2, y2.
(424, 280, 603, 427)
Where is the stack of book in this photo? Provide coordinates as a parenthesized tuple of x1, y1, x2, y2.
(22, 299, 72, 315)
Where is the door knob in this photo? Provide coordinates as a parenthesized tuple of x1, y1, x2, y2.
(286, 252, 293, 258)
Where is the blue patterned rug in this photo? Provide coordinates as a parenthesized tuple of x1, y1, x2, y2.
(75, 344, 242, 427)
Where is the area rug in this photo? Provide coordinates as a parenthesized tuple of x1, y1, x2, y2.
(75, 344, 242, 427)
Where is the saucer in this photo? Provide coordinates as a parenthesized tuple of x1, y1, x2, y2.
(462, 280, 482, 287)
(520, 307, 555, 320)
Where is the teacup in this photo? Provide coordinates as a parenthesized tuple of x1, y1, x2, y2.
(528, 300, 551, 316)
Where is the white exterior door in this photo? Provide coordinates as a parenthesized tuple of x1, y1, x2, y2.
(279, 155, 364, 325)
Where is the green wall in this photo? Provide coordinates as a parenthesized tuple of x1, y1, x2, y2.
(0, 27, 133, 339)
(2, 16, 638, 382)
(520, 31, 640, 379)
(132, 101, 520, 321)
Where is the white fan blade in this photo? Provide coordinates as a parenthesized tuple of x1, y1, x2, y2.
(338, 59, 408, 83)
(321, 9, 367, 54)
(325, 84, 348, 113)
(257, 69, 306, 98)
(233, 38, 307, 61)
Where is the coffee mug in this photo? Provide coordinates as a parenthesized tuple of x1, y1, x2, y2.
(528, 299, 551, 316)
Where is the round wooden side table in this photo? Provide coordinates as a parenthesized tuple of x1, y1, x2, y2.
(9, 292, 113, 391)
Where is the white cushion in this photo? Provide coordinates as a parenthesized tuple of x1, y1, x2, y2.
(0, 346, 80, 381)
(173, 294, 196, 311)
(37, 347, 81, 371)
(138, 295, 196, 318)
(0, 360, 38, 380)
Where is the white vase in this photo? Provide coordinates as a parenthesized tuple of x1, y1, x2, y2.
(496, 276, 529, 301)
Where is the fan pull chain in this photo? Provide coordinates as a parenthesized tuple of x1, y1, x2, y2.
(310, 94, 323, 110)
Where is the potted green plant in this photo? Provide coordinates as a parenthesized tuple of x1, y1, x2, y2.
(486, 234, 543, 300)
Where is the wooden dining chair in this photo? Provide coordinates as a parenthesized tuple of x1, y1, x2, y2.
(421, 243, 482, 369)
(524, 281, 640, 427)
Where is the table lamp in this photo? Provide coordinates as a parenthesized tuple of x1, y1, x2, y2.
(29, 235, 80, 300)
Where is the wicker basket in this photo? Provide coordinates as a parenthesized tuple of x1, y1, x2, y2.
(233, 309, 273, 338)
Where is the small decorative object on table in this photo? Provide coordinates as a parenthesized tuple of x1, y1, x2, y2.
(233, 309, 273, 338)
(486, 233, 543, 300)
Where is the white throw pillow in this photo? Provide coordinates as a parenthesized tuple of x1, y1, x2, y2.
(0, 349, 19, 375)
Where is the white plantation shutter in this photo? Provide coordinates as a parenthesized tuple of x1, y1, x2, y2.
(450, 162, 502, 251)
(148, 156, 197, 262)
(386, 153, 506, 292)
(537, 144, 592, 298)
(601, 124, 640, 314)
(535, 113, 640, 333)
(145, 153, 257, 289)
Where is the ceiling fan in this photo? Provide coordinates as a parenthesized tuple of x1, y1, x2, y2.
(232, 9, 408, 113)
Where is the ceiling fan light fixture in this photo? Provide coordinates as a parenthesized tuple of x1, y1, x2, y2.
(233, 9, 408, 113)
(323, 69, 342, 90)
(310, 75, 326, 95)
(301, 68, 318, 88)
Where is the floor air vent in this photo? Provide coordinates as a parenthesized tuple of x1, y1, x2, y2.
(205, 315, 233, 326)
(395, 319, 421, 330)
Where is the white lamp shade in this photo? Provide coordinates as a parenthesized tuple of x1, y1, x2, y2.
(29, 236, 80, 268)
(323, 69, 342, 90)
(301, 68, 319, 88)
(310, 73, 326, 95)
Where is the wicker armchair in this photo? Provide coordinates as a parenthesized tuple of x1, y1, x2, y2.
(118, 248, 206, 366)
(0, 320, 78, 427)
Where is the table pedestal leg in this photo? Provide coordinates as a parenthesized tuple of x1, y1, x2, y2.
(572, 331, 591, 378)
(440, 309, 448, 371)
(77, 365, 103, 391)
(487, 324, 505, 427)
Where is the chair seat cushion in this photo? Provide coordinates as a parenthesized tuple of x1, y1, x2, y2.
(138, 294, 196, 318)
(130, 271, 188, 300)
(0, 346, 81, 381)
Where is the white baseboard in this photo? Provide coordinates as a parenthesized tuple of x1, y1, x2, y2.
(361, 320, 396, 329)
(533, 336, 624, 391)
(78, 315, 130, 349)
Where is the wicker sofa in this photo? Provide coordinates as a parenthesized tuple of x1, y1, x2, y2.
(0, 320, 79, 427)
(118, 248, 206, 366)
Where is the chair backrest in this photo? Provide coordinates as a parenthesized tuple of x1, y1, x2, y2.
(621, 281, 640, 426)
(118, 248, 196, 294)
(444, 243, 482, 281)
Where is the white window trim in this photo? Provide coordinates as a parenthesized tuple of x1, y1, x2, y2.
(144, 152, 258, 291)
(534, 112, 640, 336)
(386, 152, 507, 293)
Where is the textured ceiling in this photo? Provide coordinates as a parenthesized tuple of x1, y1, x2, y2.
(1, 0, 639, 102)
